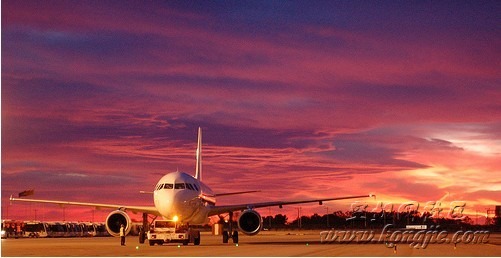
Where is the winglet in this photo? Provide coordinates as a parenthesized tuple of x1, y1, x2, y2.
(195, 127, 202, 181)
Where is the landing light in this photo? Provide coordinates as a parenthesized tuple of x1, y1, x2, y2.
(173, 215, 179, 222)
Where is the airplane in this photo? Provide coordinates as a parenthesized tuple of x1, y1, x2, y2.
(10, 127, 373, 244)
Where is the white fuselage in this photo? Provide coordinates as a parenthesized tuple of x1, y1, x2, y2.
(153, 171, 214, 224)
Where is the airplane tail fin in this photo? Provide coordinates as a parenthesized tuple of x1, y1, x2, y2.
(195, 127, 202, 181)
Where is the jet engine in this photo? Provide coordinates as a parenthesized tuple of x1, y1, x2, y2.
(237, 209, 262, 235)
(105, 210, 131, 237)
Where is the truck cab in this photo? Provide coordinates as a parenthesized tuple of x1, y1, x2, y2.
(147, 220, 200, 246)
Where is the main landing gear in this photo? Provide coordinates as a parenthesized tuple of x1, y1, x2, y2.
(222, 230, 239, 244)
(221, 211, 239, 244)
(139, 213, 150, 244)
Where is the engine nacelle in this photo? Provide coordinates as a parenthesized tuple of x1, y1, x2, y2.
(237, 209, 262, 235)
(105, 210, 131, 237)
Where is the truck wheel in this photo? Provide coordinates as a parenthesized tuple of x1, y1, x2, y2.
(222, 231, 229, 243)
(149, 240, 155, 246)
(232, 231, 239, 243)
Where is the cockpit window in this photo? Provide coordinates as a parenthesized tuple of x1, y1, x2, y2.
(186, 183, 194, 190)
(193, 184, 199, 191)
(163, 183, 173, 189)
(174, 183, 185, 189)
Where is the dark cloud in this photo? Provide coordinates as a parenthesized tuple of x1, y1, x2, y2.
(340, 83, 455, 105)
(3, 78, 108, 104)
(2, 170, 137, 189)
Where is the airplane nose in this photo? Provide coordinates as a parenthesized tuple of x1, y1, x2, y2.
(155, 190, 190, 220)
(155, 191, 174, 216)
(171, 191, 187, 211)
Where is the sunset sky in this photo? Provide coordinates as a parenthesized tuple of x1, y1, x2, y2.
(2, 1, 500, 224)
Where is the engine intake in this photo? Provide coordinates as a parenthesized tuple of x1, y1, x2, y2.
(237, 209, 262, 235)
(105, 210, 131, 237)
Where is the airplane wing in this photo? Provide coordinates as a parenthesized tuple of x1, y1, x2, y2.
(207, 194, 373, 216)
(214, 190, 261, 197)
(9, 196, 161, 216)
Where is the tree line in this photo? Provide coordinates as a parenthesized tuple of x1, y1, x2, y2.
(261, 210, 501, 231)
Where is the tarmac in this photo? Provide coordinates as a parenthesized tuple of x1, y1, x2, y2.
(2, 230, 500, 256)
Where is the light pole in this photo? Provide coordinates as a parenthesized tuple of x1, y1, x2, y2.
(296, 207, 302, 229)
(325, 207, 330, 228)
(299, 207, 302, 229)
(268, 207, 272, 229)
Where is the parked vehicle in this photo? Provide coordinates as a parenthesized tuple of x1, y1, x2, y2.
(1, 220, 111, 238)
(82, 223, 97, 237)
(95, 223, 110, 237)
(1, 220, 24, 239)
(23, 221, 49, 238)
(47, 222, 67, 237)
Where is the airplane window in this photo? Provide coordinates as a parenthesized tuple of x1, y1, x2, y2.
(174, 183, 185, 189)
(186, 184, 194, 190)
(164, 184, 173, 189)
(193, 184, 199, 191)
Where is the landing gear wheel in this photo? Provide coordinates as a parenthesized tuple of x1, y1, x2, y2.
(194, 237, 201, 245)
(222, 231, 229, 243)
(232, 231, 239, 243)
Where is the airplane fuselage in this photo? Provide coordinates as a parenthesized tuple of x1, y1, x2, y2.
(153, 171, 214, 224)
